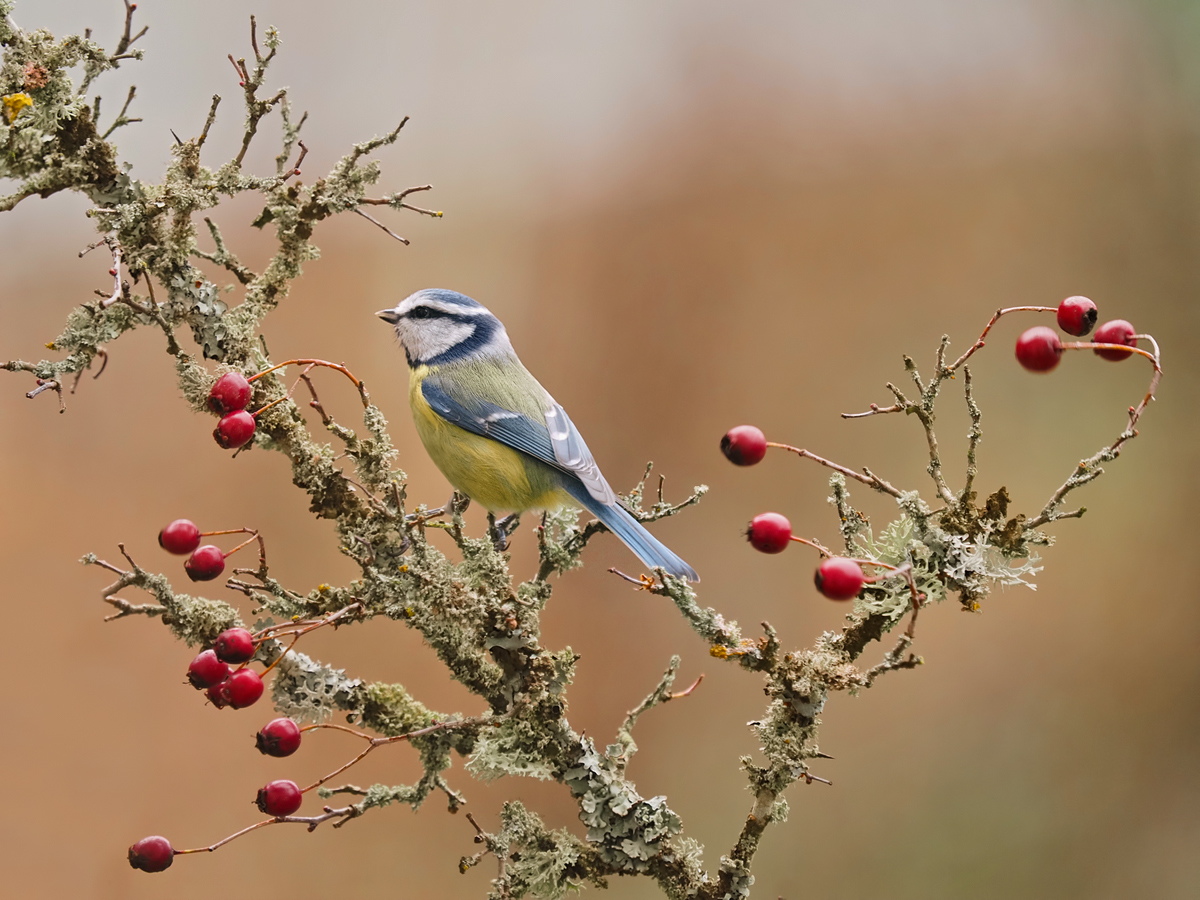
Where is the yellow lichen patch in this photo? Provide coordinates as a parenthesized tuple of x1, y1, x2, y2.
(2, 92, 33, 123)
(709, 645, 728, 659)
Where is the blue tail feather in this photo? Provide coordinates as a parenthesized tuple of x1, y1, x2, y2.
(566, 483, 699, 582)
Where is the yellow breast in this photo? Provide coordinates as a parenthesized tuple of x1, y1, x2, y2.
(408, 365, 568, 513)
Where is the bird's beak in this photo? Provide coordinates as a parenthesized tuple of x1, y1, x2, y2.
(376, 309, 401, 324)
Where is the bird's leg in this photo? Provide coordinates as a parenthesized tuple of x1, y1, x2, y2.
(488, 512, 520, 553)
(407, 491, 469, 522)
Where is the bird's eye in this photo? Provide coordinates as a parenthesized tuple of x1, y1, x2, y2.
(408, 306, 444, 320)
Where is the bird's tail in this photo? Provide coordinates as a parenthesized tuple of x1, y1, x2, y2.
(567, 484, 699, 582)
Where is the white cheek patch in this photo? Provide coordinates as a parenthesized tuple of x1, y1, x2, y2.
(399, 319, 476, 361)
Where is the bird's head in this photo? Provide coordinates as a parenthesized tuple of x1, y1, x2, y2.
(377, 289, 511, 367)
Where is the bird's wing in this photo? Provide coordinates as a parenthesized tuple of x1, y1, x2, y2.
(422, 375, 616, 505)
(542, 402, 615, 504)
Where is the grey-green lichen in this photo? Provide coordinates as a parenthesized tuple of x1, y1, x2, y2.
(9, 5, 1158, 899)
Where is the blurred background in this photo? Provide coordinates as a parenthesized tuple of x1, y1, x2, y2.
(2, 1, 1198, 897)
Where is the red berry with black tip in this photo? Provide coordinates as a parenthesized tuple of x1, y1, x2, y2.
(187, 649, 230, 690)
(721, 425, 768, 466)
(206, 681, 229, 709)
(1015, 326, 1062, 372)
(184, 545, 225, 582)
(747, 512, 792, 554)
(256, 779, 303, 816)
(207, 371, 253, 415)
(814, 557, 866, 600)
(220, 668, 264, 709)
(214, 627, 255, 664)
(158, 519, 201, 555)
(128, 835, 174, 873)
(1056, 296, 1097, 337)
(213, 410, 256, 449)
(1093, 319, 1138, 361)
(257, 718, 302, 757)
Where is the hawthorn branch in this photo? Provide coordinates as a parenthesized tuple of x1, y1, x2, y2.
(767, 442, 903, 499)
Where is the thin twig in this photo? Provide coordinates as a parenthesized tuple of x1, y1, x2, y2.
(351, 207, 410, 245)
(1027, 336, 1162, 528)
(767, 442, 903, 498)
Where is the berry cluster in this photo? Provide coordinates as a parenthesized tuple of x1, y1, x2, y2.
(737, 503, 911, 602)
(722, 429, 917, 602)
(206, 360, 369, 452)
(128, 716, 307, 872)
(128, 605, 371, 872)
(1015, 296, 1141, 373)
(186, 628, 265, 709)
(208, 371, 258, 450)
(159, 518, 260, 582)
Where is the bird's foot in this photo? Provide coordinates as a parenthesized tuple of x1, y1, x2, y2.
(406, 491, 470, 523)
(488, 512, 520, 552)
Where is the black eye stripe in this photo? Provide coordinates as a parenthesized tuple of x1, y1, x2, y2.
(407, 306, 448, 320)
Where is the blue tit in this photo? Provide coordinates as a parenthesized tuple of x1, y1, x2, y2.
(376, 288, 698, 582)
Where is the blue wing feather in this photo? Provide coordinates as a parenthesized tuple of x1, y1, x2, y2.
(421, 378, 559, 468)
(421, 375, 698, 581)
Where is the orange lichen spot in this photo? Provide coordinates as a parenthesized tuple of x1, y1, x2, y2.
(22, 63, 49, 90)
(710, 645, 728, 659)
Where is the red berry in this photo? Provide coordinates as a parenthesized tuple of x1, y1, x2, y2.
(747, 512, 792, 553)
(213, 410, 256, 449)
(214, 627, 256, 664)
(1056, 296, 1097, 337)
(220, 668, 264, 709)
(721, 425, 768, 466)
(256, 779, 303, 816)
(206, 681, 230, 709)
(128, 835, 174, 873)
(1015, 326, 1062, 372)
(257, 718, 302, 757)
(207, 371, 253, 415)
(1093, 319, 1138, 361)
(186, 649, 230, 690)
(184, 545, 225, 582)
(158, 519, 201, 555)
(814, 557, 865, 600)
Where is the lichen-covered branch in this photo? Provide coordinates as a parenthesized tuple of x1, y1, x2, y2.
(1, 5, 1162, 898)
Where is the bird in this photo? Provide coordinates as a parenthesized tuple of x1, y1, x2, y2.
(376, 288, 698, 582)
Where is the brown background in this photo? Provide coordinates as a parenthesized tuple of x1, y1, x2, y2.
(1, 1, 1198, 897)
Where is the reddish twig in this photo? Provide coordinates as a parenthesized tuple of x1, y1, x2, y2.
(248, 359, 369, 407)
(790, 535, 833, 557)
(766, 442, 903, 499)
(944, 305, 1057, 373)
(299, 716, 494, 795)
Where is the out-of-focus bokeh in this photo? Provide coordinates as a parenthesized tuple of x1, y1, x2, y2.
(2, 1, 1198, 897)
